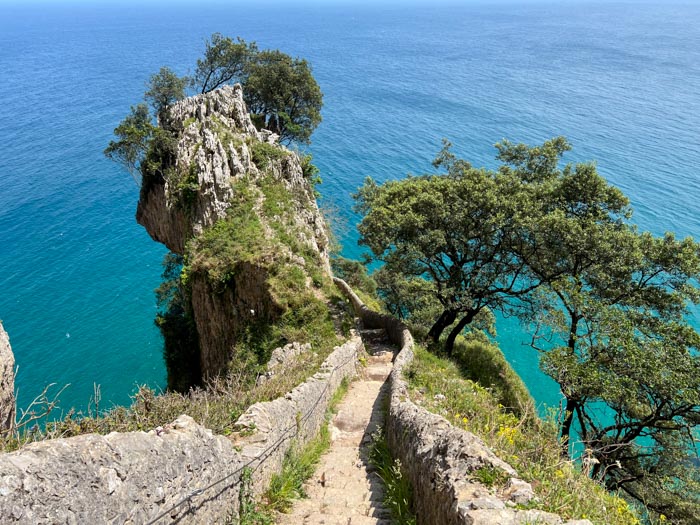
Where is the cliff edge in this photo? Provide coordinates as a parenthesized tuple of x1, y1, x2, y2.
(136, 84, 332, 384)
(0, 321, 15, 432)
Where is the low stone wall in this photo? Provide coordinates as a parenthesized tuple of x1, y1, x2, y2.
(334, 278, 591, 525)
(0, 335, 362, 524)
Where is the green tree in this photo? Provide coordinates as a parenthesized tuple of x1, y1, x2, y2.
(355, 141, 538, 355)
(103, 103, 154, 181)
(356, 137, 700, 519)
(373, 266, 441, 327)
(244, 49, 323, 144)
(193, 34, 258, 94)
(506, 140, 700, 521)
(145, 66, 188, 123)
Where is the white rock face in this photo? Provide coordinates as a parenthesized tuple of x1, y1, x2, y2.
(137, 83, 329, 262)
(0, 321, 15, 432)
(136, 84, 331, 379)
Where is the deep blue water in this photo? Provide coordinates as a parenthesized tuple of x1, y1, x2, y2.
(1, 1, 699, 416)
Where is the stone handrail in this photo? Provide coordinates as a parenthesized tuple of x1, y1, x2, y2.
(0, 336, 362, 524)
(334, 277, 591, 525)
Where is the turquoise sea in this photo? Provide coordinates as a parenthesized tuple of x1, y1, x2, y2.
(1, 1, 699, 415)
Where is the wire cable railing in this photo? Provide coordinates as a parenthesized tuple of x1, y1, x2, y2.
(144, 348, 359, 524)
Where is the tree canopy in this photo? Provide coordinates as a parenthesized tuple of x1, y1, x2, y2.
(192, 34, 257, 94)
(103, 103, 154, 181)
(106, 34, 322, 179)
(355, 137, 700, 520)
(355, 140, 540, 354)
(144, 67, 188, 123)
(244, 50, 323, 144)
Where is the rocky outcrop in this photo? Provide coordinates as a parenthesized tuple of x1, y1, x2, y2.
(257, 342, 312, 385)
(136, 84, 331, 380)
(137, 84, 329, 261)
(0, 336, 362, 524)
(334, 278, 592, 525)
(0, 322, 15, 432)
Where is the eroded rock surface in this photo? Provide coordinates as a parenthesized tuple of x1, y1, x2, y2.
(136, 84, 331, 379)
(0, 337, 362, 524)
(0, 321, 15, 432)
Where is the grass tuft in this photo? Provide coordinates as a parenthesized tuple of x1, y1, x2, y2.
(368, 425, 417, 525)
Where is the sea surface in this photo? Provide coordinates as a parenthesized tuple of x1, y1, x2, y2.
(1, 0, 699, 417)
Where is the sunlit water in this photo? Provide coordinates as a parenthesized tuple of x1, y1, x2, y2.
(1, 1, 698, 415)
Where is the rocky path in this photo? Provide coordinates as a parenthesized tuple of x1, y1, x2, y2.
(277, 329, 395, 525)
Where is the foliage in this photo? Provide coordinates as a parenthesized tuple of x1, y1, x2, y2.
(106, 34, 323, 191)
(193, 34, 258, 94)
(173, 161, 200, 211)
(355, 136, 700, 519)
(355, 140, 538, 354)
(331, 256, 377, 297)
(250, 140, 290, 170)
(263, 418, 329, 512)
(245, 49, 323, 144)
(144, 66, 188, 123)
(103, 103, 154, 180)
(187, 181, 266, 284)
(191, 34, 324, 145)
(186, 174, 341, 369)
(498, 139, 700, 520)
(299, 153, 322, 190)
(406, 344, 640, 525)
(154, 253, 200, 392)
(238, 467, 275, 525)
(451, 334, 533, 416)
(373, 265, 442, 328)
(368, 426, 417, 525)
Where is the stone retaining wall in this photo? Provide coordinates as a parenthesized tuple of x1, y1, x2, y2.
(334, 278, 591, 525)
(0, 335, 362, 524)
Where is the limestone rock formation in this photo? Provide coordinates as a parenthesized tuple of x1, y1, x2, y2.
(136, 84, 331, 381)
(0, 321, 15, 432)
(137, 84, 329, 260)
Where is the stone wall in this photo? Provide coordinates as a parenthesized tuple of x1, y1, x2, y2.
(0, 336, 362, 524)
(334, 278, 591, 525)
(0, 321, 15, 432)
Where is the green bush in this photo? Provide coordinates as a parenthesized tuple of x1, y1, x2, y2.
(251, 140, 289, 170)
(451, 334, 533, 416)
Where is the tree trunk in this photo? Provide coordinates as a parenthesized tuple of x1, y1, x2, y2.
(427, 310, 457, 343)
(445, 310, 477, 356)
(560, 396, 579, 458)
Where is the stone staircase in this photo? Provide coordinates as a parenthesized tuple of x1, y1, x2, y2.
(277, 329, 395, 525)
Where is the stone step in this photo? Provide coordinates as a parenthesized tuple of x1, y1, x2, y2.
(279, 333, 396, 525)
